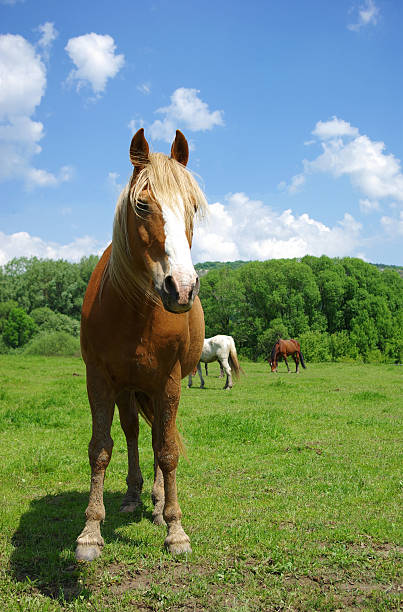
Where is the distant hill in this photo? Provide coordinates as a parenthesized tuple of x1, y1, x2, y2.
(195, 260, 403, 278)
(195, 260, 249, 276)
(372, 263, 403, 278)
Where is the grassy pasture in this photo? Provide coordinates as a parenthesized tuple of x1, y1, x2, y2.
(0, 355, 401, 611)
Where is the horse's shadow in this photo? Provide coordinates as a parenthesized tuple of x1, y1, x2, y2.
(9, 490, 153, 602)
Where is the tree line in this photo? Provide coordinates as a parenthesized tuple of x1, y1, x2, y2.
(0, 255, 402, 362)
(198, 256, 403, 363)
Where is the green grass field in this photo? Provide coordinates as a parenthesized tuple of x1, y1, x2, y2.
(0, 355, 401, 611)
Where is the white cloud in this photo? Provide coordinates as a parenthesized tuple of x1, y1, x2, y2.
(287, 173, 306, 194)
(381, 212, 403, 237)
(312, 117, 359, 140)
(108, 171, 124, 194)
(192, 192, 363, 263)
(65, 33, 124, 95)
(36, 22, 58, 62)
(284, 117, 403, 203)
(359, 198, 380, 213)
(137, 82, 151, 95)
(0, 34, 46, 118)
(128, 118, 145, 134)
(0, 231, 107, 265)
(25, 165, 73, 188)
(0, 33, 71, 187)
(148, 88, 224, 142)
(348, 0, 379, 31)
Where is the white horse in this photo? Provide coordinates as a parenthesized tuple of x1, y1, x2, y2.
(188, 334, 242, 390)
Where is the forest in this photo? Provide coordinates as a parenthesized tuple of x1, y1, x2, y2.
(0, 255, 402, 362)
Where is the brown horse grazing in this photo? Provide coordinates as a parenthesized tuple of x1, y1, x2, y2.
(76, 129, 209, 562)
(269, 338, 306, 373)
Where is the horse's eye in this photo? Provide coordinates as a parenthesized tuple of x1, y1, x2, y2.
(135, 199, 149, 213)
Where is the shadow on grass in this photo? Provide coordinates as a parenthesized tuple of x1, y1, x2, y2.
(10, 490, 153, 602)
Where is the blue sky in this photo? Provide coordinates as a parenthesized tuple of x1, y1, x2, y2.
(1, 0, 402, 265)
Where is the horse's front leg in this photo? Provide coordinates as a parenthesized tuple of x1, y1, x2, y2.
(284, 356, 291, 373)
(76, 365, 115, 562)
(151, 452, 166, 526)
(154, 365, 191, 555)
(116, 390, 143, 512)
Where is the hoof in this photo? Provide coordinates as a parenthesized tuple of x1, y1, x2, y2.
(165, 536, 192, 556)
(164, 528, 191, 555)
(75, 544, 102, 562)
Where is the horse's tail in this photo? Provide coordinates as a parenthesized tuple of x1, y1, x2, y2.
(299, 350, 307, 369)
(134, 391, 186, 456)
(228, 337, 244, 380)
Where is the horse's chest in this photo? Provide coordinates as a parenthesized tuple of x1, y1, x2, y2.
(122, 333, 184, 388)
(132, 342, 159, 371)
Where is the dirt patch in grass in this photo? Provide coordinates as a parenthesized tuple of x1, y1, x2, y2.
(104, 561, 207, 594)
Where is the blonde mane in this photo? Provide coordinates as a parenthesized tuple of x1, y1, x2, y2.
(107, 153, 208, 306)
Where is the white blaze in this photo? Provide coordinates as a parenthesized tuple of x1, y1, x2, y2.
(161, 202, 195, 283)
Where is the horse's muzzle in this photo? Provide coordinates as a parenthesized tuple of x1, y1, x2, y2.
(159, 274, 200, 313)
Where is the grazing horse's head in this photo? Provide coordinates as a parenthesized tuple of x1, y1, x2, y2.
(109, 129, 208, 314)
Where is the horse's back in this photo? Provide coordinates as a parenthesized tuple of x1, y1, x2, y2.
(201, 334, 233, 362)
(280, 338, 300, 354)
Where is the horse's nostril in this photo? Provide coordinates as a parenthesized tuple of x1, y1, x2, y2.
(193, 276, 200, 296)
(163, 275, 179, 300)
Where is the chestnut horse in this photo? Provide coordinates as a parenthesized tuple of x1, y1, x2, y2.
(76, 129, 208, 562)
(269, 338, 306, 373)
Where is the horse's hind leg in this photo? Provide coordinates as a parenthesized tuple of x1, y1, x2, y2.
(116, 390, 143, 512)
(221, 358, 233, 389)
(76, 366, 115, 562)
(197, 362, 205, 388)
(293, 354, 300, 374)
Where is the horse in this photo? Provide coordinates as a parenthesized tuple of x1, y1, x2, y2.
(187, 334, 242, 389)
(269, 338, 306, 373)
(76, 129, 209, 562)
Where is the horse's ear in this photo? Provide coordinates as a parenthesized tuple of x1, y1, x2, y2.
(170, 130, 189, 166)
(130, 128, 150, 169)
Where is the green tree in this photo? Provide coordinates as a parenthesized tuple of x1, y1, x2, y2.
(0, 300, 18, 334)
(2, 307, 36, 348)
(257, 318, 289, 360)
(30, 307, 80, 337)
(78, 255, 100, 284)
(298, 330, 331, 362)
